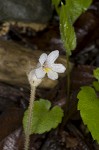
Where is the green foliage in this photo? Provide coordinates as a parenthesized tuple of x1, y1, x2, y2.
(77, 86, 99, 143)
(93, 68, 99, 81)
(52, 0, 60, 14)
(52, 0, 92, 55)
(60, 3, 76, 55)
(93, 81, 99, 92)
(65, 0, 92, 24)
(23, 99, 63, 134)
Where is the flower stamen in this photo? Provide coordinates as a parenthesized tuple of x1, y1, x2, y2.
(35, 50, 66, 80)
(43, 67, 52, 73)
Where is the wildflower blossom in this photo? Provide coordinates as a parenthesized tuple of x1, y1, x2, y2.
(35, 50, 66, 80)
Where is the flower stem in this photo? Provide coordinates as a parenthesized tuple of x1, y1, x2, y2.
(24, 85, 36, 150)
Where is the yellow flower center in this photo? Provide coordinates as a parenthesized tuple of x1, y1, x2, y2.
(43, 67, 51, 73)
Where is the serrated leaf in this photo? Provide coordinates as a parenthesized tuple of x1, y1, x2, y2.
(60, 3, 76, 55)
(77, 86, 99, 143)
(23, 99, 63, 134)
(93, 68, 99, 81)
(93, 81, 99, 92)
(66, 0, 92, 24)
(59, 0, 92, 55)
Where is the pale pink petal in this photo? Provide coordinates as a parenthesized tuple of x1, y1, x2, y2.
(39, 53, 47, 65)
(35, 67, 46, 79)
(51, 64, 66, 73)
(47, 70, 58, 80)
(47, 50, 59, 64)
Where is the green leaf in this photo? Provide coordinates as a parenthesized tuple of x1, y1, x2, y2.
(59, 0, 92, 55)
(93, 81, 99, 92)
(77, 86, 99, 143)
(93, 68, 99, 81)
(60, 3, 76, 55)
(52, 0, 60, 14)
(52, 0, 60, 6)
(66, 0, 92, 24)
(81, 0, 92, 11)
(23, 99, 63, 134)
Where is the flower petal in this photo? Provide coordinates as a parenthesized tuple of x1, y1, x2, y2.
(51, 64, 66, 73)
(47, 70, 58, 80)
(35, 67, 46, 79)
(47, 50, 59, 64)
(39, 53, 47, 65)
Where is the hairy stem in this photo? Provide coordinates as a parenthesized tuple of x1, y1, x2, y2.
(24, 85, 36, 150)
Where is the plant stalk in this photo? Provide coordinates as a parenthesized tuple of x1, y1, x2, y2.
(24, 85, 36, 150)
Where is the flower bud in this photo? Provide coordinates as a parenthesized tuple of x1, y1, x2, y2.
(28, 69, 42, 87)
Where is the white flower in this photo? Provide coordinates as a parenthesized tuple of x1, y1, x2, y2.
(35, 50, 66, 80)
